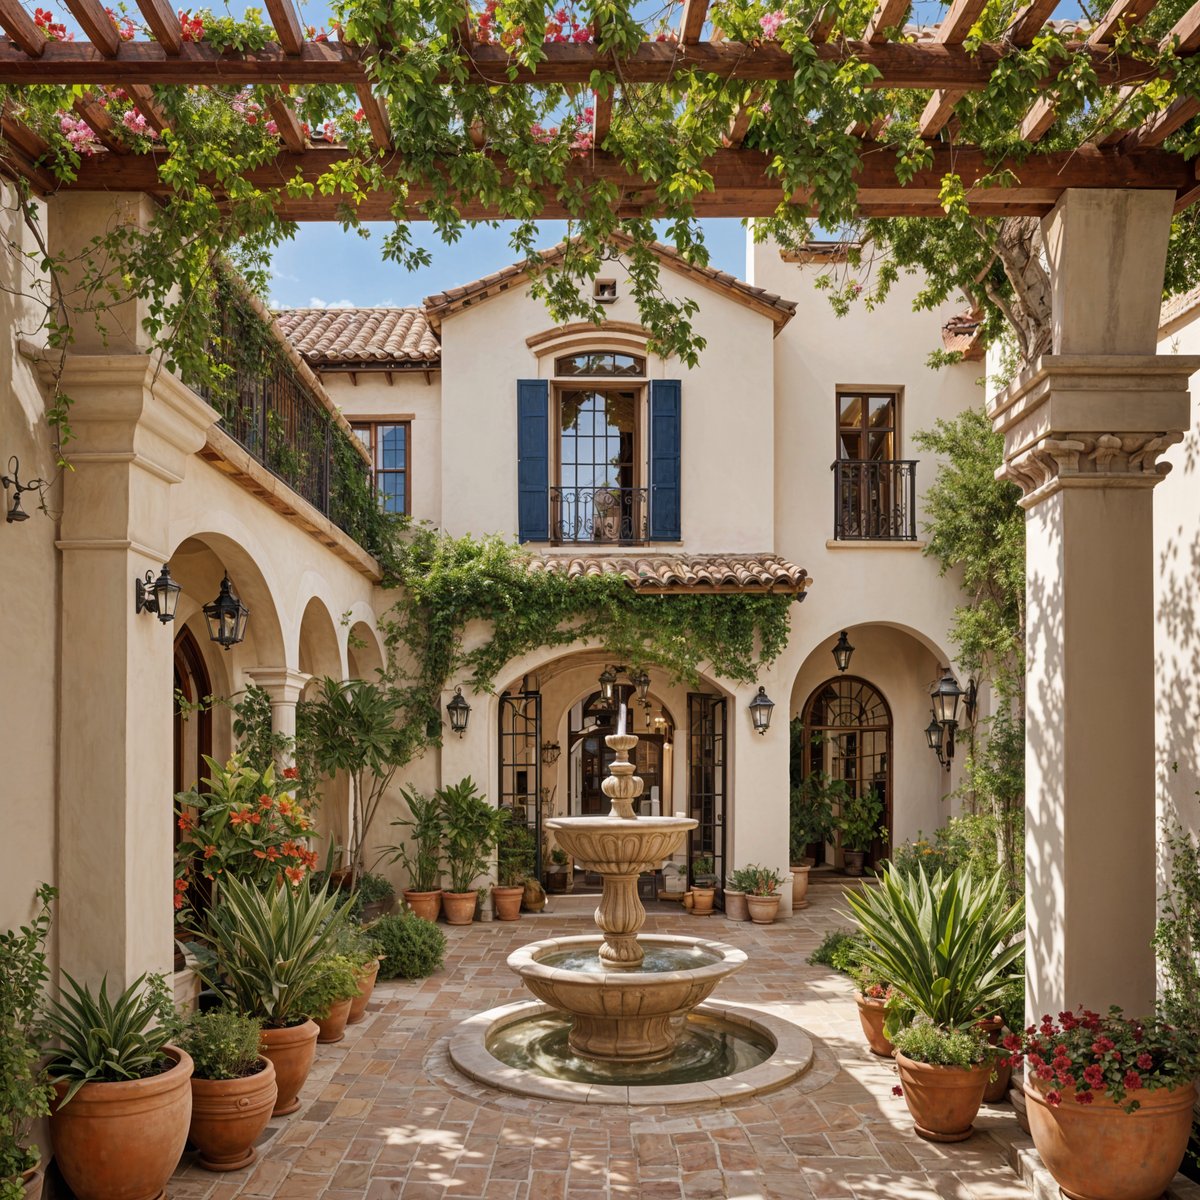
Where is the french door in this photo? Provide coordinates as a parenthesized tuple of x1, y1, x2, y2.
(687, 693, 727, 897)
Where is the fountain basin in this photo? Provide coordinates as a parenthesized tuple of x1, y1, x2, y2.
(545, 815, 696, 875)
(508, 934, 746, 1062)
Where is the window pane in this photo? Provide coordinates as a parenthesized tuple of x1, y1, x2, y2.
(378, 471, 406, 513)
(378, 424, 407, 470)
(867, 396, 895, 430)
(839, 432, 862, 460)
(352, 425, 371, 449)
(555, 352, 646, 377)
(867, 430, 894, 461)
(838, 394, 863, 428)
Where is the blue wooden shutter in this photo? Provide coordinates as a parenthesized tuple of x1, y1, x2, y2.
(649, 379, 682, 542)
(517, 379, 550, 543)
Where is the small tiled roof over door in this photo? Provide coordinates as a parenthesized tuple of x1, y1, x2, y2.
(273, 307, 441, 366)
(528, 553, 811, 595)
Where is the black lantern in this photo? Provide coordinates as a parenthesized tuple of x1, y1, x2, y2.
(1, 456, 45, 524)
(541, 740, 561, 765)
(832, 630, 855, 673)
(634, 670, 651, 704)
(202, 573, 250, 650)
(598, 665, 617, 703)
(931, 669, 965, 727)
(134, 563, 181, 624)
(446, 686, 471, 736)
(748, 686, 775, 735)
(963, 678, 978, 725)
(924, 711, 945, 763)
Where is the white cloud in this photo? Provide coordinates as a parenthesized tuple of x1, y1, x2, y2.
(307, 296, 356, 309)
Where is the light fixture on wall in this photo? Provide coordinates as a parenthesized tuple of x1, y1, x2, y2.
(831, 630, 855, 673)
(541, 740, 561, 765)
(446, 686, 471, 737)
(928, 669, 967, 770)
(748, 686, 776, 735)
(598, 665, 617, 703)
(202, 573, 250, 650)
(924, 710, 947, 769)
(1, 457, 46, 524)
(963, 678, 978, 724)
(134, 564, 182, 624)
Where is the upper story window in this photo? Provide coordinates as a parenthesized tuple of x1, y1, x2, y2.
(837, 391, 897, 461)
(831, 391, 916, 541)
(352, 421, 410, 514)
(555, 352, 645, 377)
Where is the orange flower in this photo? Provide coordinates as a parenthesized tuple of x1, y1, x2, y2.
(249, 812, 262, 825)
(173, 894, 184, 910)
(177, 813, 194, 832)
(267, 846, 279, 861)
(253, 849, 267, 859)
(282, 766, 300, 780)
(284, 866, 305, 885)
(203, 845, 217, 859)
(258, 793, 274, 809)
(230, 809, 250, 827)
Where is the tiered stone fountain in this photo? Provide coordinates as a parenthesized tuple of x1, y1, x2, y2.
(447, 708, 813, 1103)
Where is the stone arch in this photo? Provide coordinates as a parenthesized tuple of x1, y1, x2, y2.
(297, 594, 344, 688)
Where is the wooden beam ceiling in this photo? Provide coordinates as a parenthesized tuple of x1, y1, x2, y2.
(678, 0, 708, 44)
(918, 0, 991, 138)
(63, 0, 120, 57)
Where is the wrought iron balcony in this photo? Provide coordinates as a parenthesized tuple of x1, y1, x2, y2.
(550, 486, 649, 544)
(832, 459, 918, 541)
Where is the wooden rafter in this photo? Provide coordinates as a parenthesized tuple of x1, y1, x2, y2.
(73, 94, 128, 152)
(809, 5, 837, 40)
(0, 39, 1168, 89)
(726, 90, 760, 146)
(1166, 0, 1200, 51)
(64, 0, 120, 57)
(1007, 0, 1061, 45)
(264, 0, 305, 56)
(679, 0, 708, 44)
(354, 83, 392, 150)
(1122, 94, 1200, 149)
(127, 83, 171, 133)
(134, 0, 182, 54)
(0, 109, 54, 189)
(919, 0, 991, 138)
(593, 88, 613, 146)
(267, 92, 306, 152)
(0, 0, 44, 57)
(864, 0, 910, 44)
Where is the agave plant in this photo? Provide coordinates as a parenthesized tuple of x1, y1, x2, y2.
(194, 874, 353, 1028)
(42, 972, 182, 1105)
(842, 863, 1024, 1033)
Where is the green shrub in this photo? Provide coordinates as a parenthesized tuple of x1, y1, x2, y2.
(892, 1022, 989, 1068)
(332, 920, 379, 971)
(177, 1010, 263, 1081)
(368, 913, 447, 980)
(808, 929, 863, 972)
(496, 808, 536, 887)
(348, 872, 395, 922)
(300, 955, 361, 1019)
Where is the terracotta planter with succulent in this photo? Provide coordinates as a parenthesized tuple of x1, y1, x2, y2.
(348, 958, 381, 1025)
(742, 865, 786, 925)
(441, 891, 479, 925)
(690, 855, 717, 916)
(306, 955, 362, 1046)
(723, 888, 749, 921)
(492, 886, 524, 920)
(1010, 1008, 1200, 1200)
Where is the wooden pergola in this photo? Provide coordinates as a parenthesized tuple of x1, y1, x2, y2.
(0, 0, 1198, 218)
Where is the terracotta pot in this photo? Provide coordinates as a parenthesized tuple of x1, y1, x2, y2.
(746, 894, 781, 925)
(315, 997, 353, 1044)
(895, 1051, 989, 1143)
(791, 865, 811, 909)
(1010, 1083, 1030, 1132)
(188, 1056, 277, 1172)
(682, 891, 695, 911)
(16, 1165, 43, 1200)
(347, 958, 380, 1025)
(724, 889, 749, 921)
(360, 896, 394, 922)
(442, 891, 478, 925)
(523, 878, 547, 912)
(259, 1020, 318, 1116)
(691, 886, 716, 916)
(975, 1015, 1011, 1103)
(50, 1044, 193, 1200)
(843, 849, 865, 877)
(1025, 1080, 1197, 1200)
(855, 993, 895, 1057)
(492, 885, 524, 921)
(403, 889, 442, 922)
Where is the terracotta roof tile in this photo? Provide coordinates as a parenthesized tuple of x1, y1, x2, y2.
(941, 312, 985, 361)
(1161, 285, 1200, 333)
(273, 307, 441, 365)
(527, 552, 811, 594)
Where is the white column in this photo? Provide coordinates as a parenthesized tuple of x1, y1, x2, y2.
(247, 666, 311, 756)
(989, 189, 1197, 1018)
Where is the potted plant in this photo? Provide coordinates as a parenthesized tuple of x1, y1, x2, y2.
(837, 788, 885, 876)
(44, 973, 192, 1200)
(494, 808, 536, 921)
(1008, 1008, 1200, 1200)
(891, 1023, 993, 1142)
(384, 785, 445, 922)
(177, 1009, 276, 1172)
(743, 865, 786, 924)
(851, 964, 896, 1058)
(367, 913, 448, 980)
(350, 872, 396, 923)
(544, 845, 570, 893)
(440, 778, 503, 925)
(337, 923, 383, 1026)
(303, 956, 361, 1044)
(193, 873, 352, 1115)
(724, 867, 753, 922)
(1, 885, 56, 1200)
(844, 863, 1024, 1140)
(690, 854, 717, 916)
(790, 772, 845, 905)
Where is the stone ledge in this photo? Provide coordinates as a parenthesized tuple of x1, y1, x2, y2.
(825, 539, 927, 551)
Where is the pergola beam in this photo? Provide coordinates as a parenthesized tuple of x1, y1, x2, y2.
(64, 0, 121, 57)
(267, 93, 306, 151)
(679, 0, 708, 44)
(73, 94, 128, 152)
(918, 0, 991, 137)
(0, 0, 44, 57)
(263, 0, 305, 56)
(354, 83, 392, 151)
(593, 88, 613, 146)
(1007, 0, 1061, 45)
(864, 0, 910, 43)
(133, 0, 182, 54)
(127, 84, 171, 133)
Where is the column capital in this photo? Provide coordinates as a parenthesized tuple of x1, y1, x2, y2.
(988, 353, 1200, 508)
(249, 667, 312, 705)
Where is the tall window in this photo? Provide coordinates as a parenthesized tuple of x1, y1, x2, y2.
(352, 421, 410, 514)
(837, 391, 897, 461)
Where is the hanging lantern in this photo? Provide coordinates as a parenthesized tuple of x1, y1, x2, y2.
(202, 573, 250, 650)
(446, 686, 471, 736)
(832, 630, 855, 673)
(634, 670, 651, 704)
(598, 665, 617, 702)
(930, 669, 965, 727)
(748, 686, 775, 735)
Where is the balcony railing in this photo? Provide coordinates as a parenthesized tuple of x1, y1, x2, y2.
(832, 459, 918, 541)
(192, 275, 374, 543)
(550, 485, 649, 544)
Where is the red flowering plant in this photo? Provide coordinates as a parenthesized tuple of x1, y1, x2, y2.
(175, 753, 318, 921)
(1005, 1007, 1200, 1113)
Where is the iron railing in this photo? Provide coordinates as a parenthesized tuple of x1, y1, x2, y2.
(192, 280, 374, 542)
(550, 485, 649, 544)
(832, 459, 918, 541)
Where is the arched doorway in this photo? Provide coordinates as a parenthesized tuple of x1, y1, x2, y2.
(799, 676, 892, 868)
(173, 626, 212, 798)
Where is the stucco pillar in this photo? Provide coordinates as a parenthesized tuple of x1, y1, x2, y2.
(248, 667, 311, 757)
(989, 189, 1197, 1019)
(50, 356, 216, 989)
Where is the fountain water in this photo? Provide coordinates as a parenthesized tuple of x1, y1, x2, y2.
(447, 713, 814, 1102)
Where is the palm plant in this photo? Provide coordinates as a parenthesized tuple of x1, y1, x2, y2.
(439, 777, 504, 894)
(842, 862, 1024, 1033)
(383, 785, 445, 892)
(193, 874, 353, 1028)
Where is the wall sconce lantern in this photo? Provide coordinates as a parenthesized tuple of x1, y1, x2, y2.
(541, 740, 562, 765)
(963, 678, 978, 724)
(202, 573, 250, 650)
(2, 457, 46, 524)
(924, 710, 947, 769)
(748, 686, 776, 735)
(446, 686, 471, 737)
(134, 564, 182, 624)
(831, 630, 855, 673)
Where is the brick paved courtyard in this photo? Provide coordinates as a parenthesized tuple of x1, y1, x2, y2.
(167, 884, 1037, 1200)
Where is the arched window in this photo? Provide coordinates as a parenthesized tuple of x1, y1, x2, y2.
(554, 351, 645, 377)
(799, 676, 892, 866)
